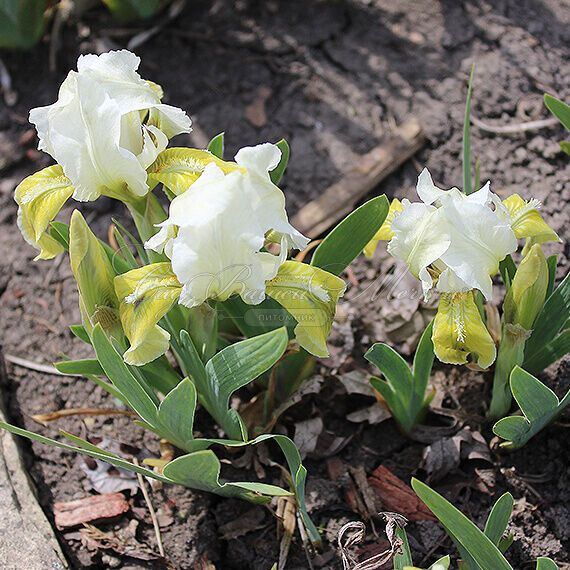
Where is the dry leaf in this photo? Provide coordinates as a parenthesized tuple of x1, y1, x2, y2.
(54, 493, 130, 530)
(368, 465, 436, 522)
(421, 427, 492, 482)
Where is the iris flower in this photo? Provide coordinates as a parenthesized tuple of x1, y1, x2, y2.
(366, 168, 559, 368)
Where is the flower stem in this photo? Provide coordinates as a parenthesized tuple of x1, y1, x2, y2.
(489, 323, 531, 419)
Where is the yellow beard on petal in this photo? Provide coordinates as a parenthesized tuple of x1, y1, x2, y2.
(432, 290, 496, 369)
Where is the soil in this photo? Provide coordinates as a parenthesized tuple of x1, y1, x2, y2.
(0, 0, 569, 568)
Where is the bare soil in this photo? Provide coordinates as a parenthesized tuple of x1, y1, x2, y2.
(0, 1, 569, 568)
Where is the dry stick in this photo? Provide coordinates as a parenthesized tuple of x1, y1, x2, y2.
(133, 458, 165, 558)
(291, 118, 424, 238)
(5, 354, 69, 376)
(32, 408, 137, 424)
(471, 115, 560, 134)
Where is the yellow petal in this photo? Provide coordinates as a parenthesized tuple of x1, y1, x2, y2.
(265, 260, 346, 357)
(69, 210, 121, 337)
(502, 194, 560, 243)
(15, 165, 74, 259)
(147, 148, 240, 196)
(432, 291, 496, 369)
(114, 262, 183, 365)
(363, 198, 402, 257)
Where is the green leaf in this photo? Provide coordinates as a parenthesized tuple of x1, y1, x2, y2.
(523, 329, 570, 376)
(544, 94, 570, 131)
(394, 526, 413, 568)
(536, 557, 559, 570)
(499, 255, 517, 292)
(524, 271, 570, 371)
(484, 493, 514, 546)
(493, 367, 570, 449)
(54, 359, 104, 376)
(0, 421, 169, 483)
(265, 261, 346, 357)
(102, 0, 161, 21)
(411, 478, 514, 570)
(207, 132, 225, 159)
(366, 321, 434, 434)
(546, 255, 558, 299)
(269, 139, 290, 185)
(560, 141, 570, 155)
(112, 218, 150, 267)
(0, 0, 44, 49)
(155, 379, 197, 450)
(463, 64, 475, 195)
(69, 325, 92, 344)
(49, 221, 70, 251)
(204, 328, 289, 439)
(91, 324, 159, 424)
(311, 195, 389, 276)
(429, 556, 451, 570)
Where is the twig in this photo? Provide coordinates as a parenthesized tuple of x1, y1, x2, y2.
(32, 407, 137, 424)
(471, 115, 559, 134)
(5, 354, 68, 376)
(133, 458, 165, 557)
(127, 0, 187, 51)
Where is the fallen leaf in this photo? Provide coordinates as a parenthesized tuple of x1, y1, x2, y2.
(421, 427, 492, 482)
(79, 520, 164, 562)
(368, 465, 436, 522)
(294, 416, 350, 459)
(294, 417, 323, 459)
(81, 436, 156, 494)
(54, 493, 130, 530)
(346, 404, 391, 425)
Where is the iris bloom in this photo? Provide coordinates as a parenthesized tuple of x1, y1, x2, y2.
(15, 50, 191, 259)
(366, 168, 559, 368)
(114, 143, 327, 365)
(146, 143, 309, 308)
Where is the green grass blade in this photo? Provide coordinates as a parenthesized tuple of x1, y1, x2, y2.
(484, 493, 514, 546)
(411, 478, 514, 570)
(463, 64, 475, 195)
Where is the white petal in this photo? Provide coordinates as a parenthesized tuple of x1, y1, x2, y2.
(235, 143, 281, 177)
(439, 196, 518, 300)
(234, 144, 309, 250)
(387, 201, 451, 295)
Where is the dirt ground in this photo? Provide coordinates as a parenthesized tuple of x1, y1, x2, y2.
(0, 0, 569, 568)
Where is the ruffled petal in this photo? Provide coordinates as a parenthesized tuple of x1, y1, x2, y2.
(234, 143, 309, 251)
(14, 165, 74, 260)
(439, 196, 517, 300)
(387, 200, 451, 297)
(432, 291, 496, 368)
(501, 193, 560, 244)
(114, 262, 183, 365)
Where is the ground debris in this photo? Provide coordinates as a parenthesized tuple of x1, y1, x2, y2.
(54, 493, 130, 530)
(368, 465, 436, 522)
(79, 519, 166, 563)
(421, 427, 492, 482)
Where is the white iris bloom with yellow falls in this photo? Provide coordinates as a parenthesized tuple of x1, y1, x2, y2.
(365, 168, 560, 368)
(15, 50, 191, 259)
(146, 143, 310, 307)
(115, 144, 346, 366)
